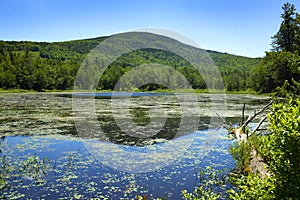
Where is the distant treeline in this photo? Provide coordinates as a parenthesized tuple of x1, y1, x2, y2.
(0, 37, 261, 92)
(0, 35, 279, 92)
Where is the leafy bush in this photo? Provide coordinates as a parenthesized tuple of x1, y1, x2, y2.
(228, 174, 275, 199)
(229, 139, 252, 172)
(229, 99, 300, 199)
(258, 99, 300, 198)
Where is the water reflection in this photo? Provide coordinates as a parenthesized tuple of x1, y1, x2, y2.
(0, 92, 271, 198)
(98, 113, 182, 146)
(0, 93, 271, 141)
(72, 92, 199, 146)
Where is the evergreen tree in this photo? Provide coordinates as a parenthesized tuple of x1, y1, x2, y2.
(254, 3, 300, 93)
(272, 2, 297, 52)
(295, 13, 300, 53)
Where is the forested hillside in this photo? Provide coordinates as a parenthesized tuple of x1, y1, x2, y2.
(208, 50, 261, 91)
(0, 36, 260, 91)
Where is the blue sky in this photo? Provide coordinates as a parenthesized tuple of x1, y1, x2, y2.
(1, 0, 300, 57)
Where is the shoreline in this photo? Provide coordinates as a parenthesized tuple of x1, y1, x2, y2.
(0, 88, 272, 96)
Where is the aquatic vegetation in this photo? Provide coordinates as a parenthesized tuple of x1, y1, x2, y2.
(0, 93, 269, 198)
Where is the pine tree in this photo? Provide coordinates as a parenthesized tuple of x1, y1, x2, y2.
(272, 3, 297, 52)
(252, 3, 300, 93)
(295, 13, 300, 53)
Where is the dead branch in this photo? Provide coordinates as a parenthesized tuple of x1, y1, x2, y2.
(216, 112, 231, 129)
(241, 100, 273, 131)
(221, 101, 273, 178)
(241, 103, 246, 125)
(252, 114, 268, 134)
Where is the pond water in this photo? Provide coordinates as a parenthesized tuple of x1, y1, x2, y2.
(0, 92, 271, 199)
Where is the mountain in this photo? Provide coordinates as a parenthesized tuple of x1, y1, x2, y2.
(0, 35, 261, 91)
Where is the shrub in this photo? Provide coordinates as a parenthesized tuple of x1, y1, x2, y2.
(258, 99, 300, 198)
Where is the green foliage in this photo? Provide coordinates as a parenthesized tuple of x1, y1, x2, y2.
(275, 78, 300, 98)
(272, 2, 298, 52)
(208, 50, 261, 91)
(228, 99, 300, 199)
(228, 174, 275, 200)
(296, 13, 300, 53)
(0, 155, 12, 194)
(250, 3, 300, 93)
(181, 165, 275, 200)
(0, 40, 83, 91)
(0, 37, 260, 92)
(228, 98, 300, 198)
(19, 155, 50, 183)
(229, 140, 252, 171)
(0, 152, 50, 199)
(250, 50, 300, 93)
(182, 166, 228, 200)
(0, 47, 80, 90)
(258, 99, 300, 199)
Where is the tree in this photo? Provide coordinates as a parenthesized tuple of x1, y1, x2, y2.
(272, 2, 297, 52)
(253, 3, 300, 93)
(295, 13, 300, 53)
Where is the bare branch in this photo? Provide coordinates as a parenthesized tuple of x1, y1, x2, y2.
(252, 114, 269, 134)
(216, 112, 230, 129)
(241, 103, 246, 125)
(241, 100, 273, 130)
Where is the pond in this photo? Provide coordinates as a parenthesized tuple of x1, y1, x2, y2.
(0, 92, 271, 199)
